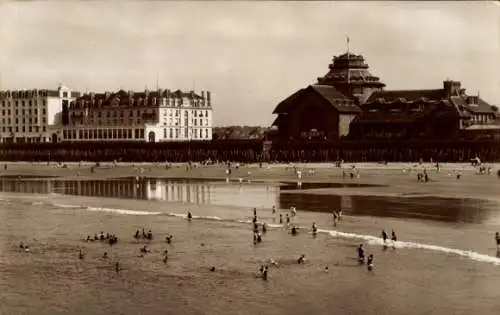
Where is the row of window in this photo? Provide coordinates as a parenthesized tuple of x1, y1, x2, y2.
(162, 128, 209, 139)
(1, 108, 47, 116)
(2, 116, 47, 125)
(70, 109, 210, 119)
(1, 100, 47, 107)
(63, 128, 145, 140)
(1, 126, 47, 133)
(75, 98, 208, 108)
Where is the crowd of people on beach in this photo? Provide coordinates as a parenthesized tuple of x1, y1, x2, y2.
(11, 158, 500, 284)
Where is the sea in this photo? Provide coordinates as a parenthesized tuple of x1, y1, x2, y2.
(1, 176, 500, 315)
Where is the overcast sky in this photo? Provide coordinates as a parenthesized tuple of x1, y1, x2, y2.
(0, 1, 498, 126)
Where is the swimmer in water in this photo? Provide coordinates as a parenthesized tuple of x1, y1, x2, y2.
(262, 265, 268, 280)
(79, 249, 85, 260)
(115, 262, 121, 272)
(187, 211, 192, 221)
(272, 205, 276, 214)
(495, 232, 500, 249)
(270, 259, 279, 267)
(297, 254, 306, 264)
(382, 229, 388, 245)
(312, 222, 318, 235)
(102, 252, 108, 259)
(291, 226, 298, 236)
(357, 244, 365, 263)
(253, 208, 257, 217)
(262, 223, 267, 234)
(165, 234, 173, 244)
(367, 254, 374, 271)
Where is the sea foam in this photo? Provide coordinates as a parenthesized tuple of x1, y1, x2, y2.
(51, 202, 500, 266)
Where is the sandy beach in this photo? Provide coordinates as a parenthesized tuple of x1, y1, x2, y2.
(2, 161, 499, 202)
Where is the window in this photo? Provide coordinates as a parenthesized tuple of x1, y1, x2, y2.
(169, 128, 173, 138)
(205, 129, 208, 138)
(164, 128, 167, 138)
(199, 129, 203, 138)
(63, 92, 68, 98)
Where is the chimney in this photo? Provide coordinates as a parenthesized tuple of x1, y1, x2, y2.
(443, 80, 461, 97)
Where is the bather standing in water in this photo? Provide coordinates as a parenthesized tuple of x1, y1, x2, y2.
(367, 254, 374, 271)
(312, 222, 318, 235)
(391, 230, 397, 248)
(279, 213, 283, 224)
(272, 205, 276, 214)
(495, 232, 500, 249)
(357, 244, 365, 263)
(187, 211, 192, 221)
(381, 229, 388, 245)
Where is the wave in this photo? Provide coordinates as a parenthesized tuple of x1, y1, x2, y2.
(86, 206, 162, 216)
(48, 202, 500, 266)
(318, 229, 500, 266)
(53, 203, 85, 209)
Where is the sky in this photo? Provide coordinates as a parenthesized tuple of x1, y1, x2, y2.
(0, 1, 498, 126)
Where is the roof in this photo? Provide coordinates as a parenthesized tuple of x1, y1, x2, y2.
(73, 89, 209, 108)
(354, 100, 454, 124)
(367, 89, 446, 103)
(310, 85, 361, 113)
(272, 88, 305, 114)
(273, 85, 361, 115)
(449, 95, 495, 115)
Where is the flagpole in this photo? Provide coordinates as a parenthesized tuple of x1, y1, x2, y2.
(346, 36, 350, 84)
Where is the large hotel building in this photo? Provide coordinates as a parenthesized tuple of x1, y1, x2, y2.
(0, 86, 213, 143)
(0, 85, 78, 143)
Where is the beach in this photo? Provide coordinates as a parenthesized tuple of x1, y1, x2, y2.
(1, 162, 500, 315)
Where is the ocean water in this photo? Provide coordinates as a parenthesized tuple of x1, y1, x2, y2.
(0, 178, 500, 315)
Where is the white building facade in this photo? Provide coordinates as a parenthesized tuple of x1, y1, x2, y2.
(61, 88, 213, 142)
(0, 85, 78, 143)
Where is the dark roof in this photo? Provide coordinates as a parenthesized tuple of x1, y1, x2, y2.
(73, 89, 208, 108)
(469, 97, 495, 114)
(449, 96, 495, 115)
(273, 85, 361, 115)
(272, 88, 305, 114)
(310, 85, 361, 113)
(367, 89, 446, 103)
(354, 100, 454, 124)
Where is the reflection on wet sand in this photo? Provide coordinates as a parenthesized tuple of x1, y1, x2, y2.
(0, 177, 498, 224)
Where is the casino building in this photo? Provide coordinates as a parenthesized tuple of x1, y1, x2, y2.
(0, 85, 79, 143)
(272, 49, 386, 141)
(60, 88, 213, 142)
(271, 42, 498, 141)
